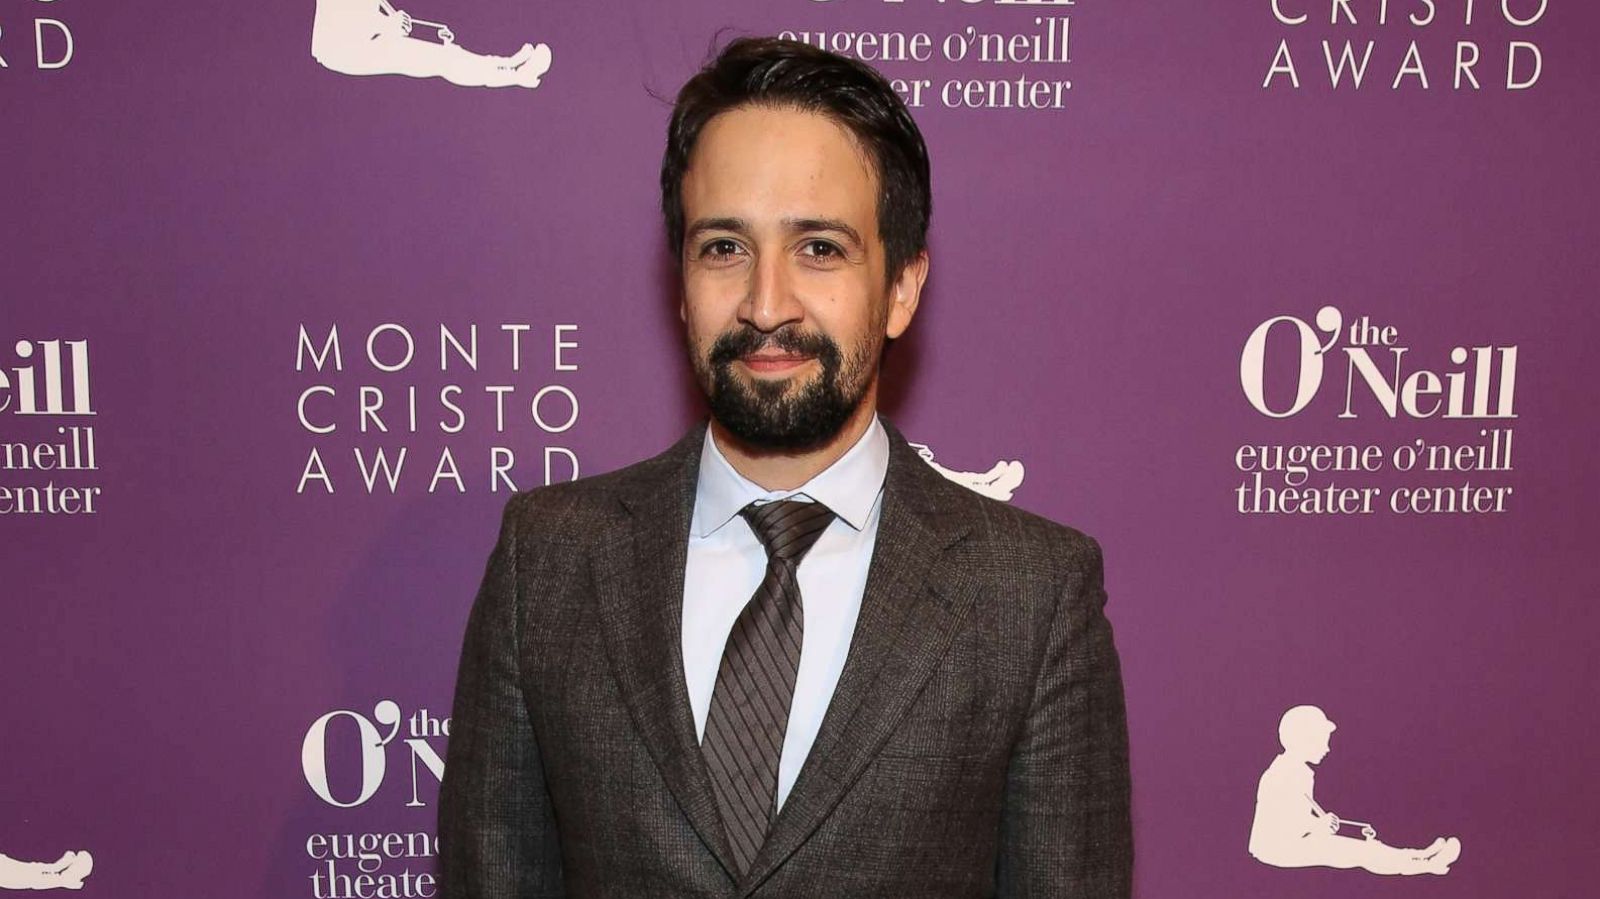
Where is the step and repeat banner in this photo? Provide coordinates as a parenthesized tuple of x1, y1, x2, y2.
(4, 1, 1595, 897)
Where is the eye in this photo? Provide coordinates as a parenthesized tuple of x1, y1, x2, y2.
(698, 238, 745, 261)
(800, 239, 843, 259)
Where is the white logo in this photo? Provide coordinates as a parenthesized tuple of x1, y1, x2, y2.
(293, 323, 583, 496)
(299, 701, 447, 897)
(0, 17, 75, 71)
(1261, 1, 1545, 92)
(311, 1, 552, 89)
(780, 2, 1081, 112)
(1239, 306, 1516, 420)
(301, 699, 448, 809)
(1, 340, 93, 416)
(2, 339, 102, 516)
(1249, 705, 1461, 876)
(0, 851, 94, 892)
(910, 442, 1025, 502)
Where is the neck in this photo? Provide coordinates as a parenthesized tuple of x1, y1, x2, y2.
(711, 387, 879, 491)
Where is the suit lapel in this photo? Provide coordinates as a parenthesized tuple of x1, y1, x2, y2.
(740, 423, 977, 894)
(590, 422, 741, 879)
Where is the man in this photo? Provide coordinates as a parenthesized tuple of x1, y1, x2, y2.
(439, 37, 1131, 898)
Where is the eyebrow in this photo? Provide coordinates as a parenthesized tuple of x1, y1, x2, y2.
(685, 216, 865, 249)
(685, 217, 750, 242)
(786, 217, 864, 249)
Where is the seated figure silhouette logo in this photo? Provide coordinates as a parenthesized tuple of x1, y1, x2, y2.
(909, 442, 1025, 501)
(311, 0, 552, 89)
(0, 851, 93, 891)
(1248, 705, 1461, 876)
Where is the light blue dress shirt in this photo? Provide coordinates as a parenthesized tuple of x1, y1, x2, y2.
(682, 416, 890, 811)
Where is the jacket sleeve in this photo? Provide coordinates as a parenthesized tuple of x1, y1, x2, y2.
(438, 493, 565, 898)
(995, 533, 1133, 898)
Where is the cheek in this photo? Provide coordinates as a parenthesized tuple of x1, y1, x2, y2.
(806, 278, 884, 333)
(680, 294, 722, 343)
(684, 273, 746, 319)
(682, 306, 741, 363)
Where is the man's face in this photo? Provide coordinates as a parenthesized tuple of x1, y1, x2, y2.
(678, 104, 925, 451)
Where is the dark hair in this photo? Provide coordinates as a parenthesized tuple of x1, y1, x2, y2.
(660, 36, 932, 283)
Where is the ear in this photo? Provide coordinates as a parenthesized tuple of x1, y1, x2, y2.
(884, 249, 929, 340)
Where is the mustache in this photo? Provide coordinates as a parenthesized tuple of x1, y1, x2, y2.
(708, 325, 840, 367)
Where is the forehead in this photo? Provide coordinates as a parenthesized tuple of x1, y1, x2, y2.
(681, 105, 879, 227)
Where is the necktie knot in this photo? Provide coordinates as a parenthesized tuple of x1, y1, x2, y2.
(740, 499, 835, 565)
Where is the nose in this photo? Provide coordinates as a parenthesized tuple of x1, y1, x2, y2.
(739, 252, 804, 333)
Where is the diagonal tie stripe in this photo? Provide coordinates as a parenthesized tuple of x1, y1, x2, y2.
(701, 499, 835, 875)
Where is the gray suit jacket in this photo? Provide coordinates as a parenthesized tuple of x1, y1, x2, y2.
(439, 420, 1131, 898)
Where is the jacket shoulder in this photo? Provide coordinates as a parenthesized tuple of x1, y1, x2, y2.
(882, 419, 1101, 580)
(496, 434, 692, 546)
(920, 466, 1104, 584)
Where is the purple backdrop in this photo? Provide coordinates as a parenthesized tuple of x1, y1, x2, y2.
(4, 1, 1596, 896)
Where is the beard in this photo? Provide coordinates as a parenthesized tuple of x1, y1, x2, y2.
(692, 323, 877, 452)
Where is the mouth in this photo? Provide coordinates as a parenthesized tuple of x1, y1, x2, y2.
(736, 351, 817, 375)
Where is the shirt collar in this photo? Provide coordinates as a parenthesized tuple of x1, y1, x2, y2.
(691, 415, 889, 538)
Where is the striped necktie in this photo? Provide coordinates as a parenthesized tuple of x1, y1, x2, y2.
(701, 498, 836, 874)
